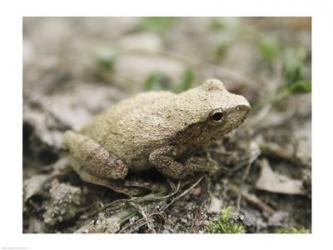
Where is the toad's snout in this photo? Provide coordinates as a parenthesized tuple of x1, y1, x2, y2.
(225, 104, 250, 128)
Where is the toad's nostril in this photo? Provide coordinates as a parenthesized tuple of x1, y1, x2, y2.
(236, 104, 250, 112)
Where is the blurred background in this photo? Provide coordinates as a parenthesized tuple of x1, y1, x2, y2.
(23, 17, 311, 126)
(23, 17, 311, 233)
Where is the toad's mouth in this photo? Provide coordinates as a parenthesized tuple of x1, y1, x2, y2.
(225, 104, 250, 125)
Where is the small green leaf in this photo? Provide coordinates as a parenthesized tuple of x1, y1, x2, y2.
(173, 68, 195, 93)
(280, 46, 310, 96)
(144, 72, 171, 91)
(209, 18, 226, 31)
(213, 42, 229, 62)
(285, 61, 303, 85)
(283, 46, 307, 85)
(258, 38, 280, 61)
(97, 49, 120, 71)
(287, 80, 311, 94)
(139, 17, 176, 34)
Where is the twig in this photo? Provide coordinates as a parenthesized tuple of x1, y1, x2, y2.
(236, 162, 252, 211)
(259, 142, 310, 168)
(160, 175, 205, 211)
(236, 142, 261, 211)
(119, 176, 204, 233)
(134, 181, 180, 203)
(128, 201, 156, 233)
(229, 183, 275, 215)
(84, 198, 129, 218)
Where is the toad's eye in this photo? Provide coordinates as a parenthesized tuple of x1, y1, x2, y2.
(208, 109, 224, 124)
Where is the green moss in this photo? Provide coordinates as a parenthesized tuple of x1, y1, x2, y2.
(275, 227, 310, 234)
(204, 207, 246, 233)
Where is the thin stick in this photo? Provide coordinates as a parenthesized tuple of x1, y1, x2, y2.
(229, 183, 275, 215)
(128, 201, 156, 233)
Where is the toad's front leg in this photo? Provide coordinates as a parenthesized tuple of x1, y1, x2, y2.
(149, 146, 218, 179)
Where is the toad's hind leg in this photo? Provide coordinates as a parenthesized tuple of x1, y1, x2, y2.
(63, 131, 128, 180)
(72, 165, 145, 196)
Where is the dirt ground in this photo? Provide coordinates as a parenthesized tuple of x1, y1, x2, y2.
(23, 17, 311, 233)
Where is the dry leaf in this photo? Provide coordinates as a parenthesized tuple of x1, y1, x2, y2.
(256, 159, 304, 195)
